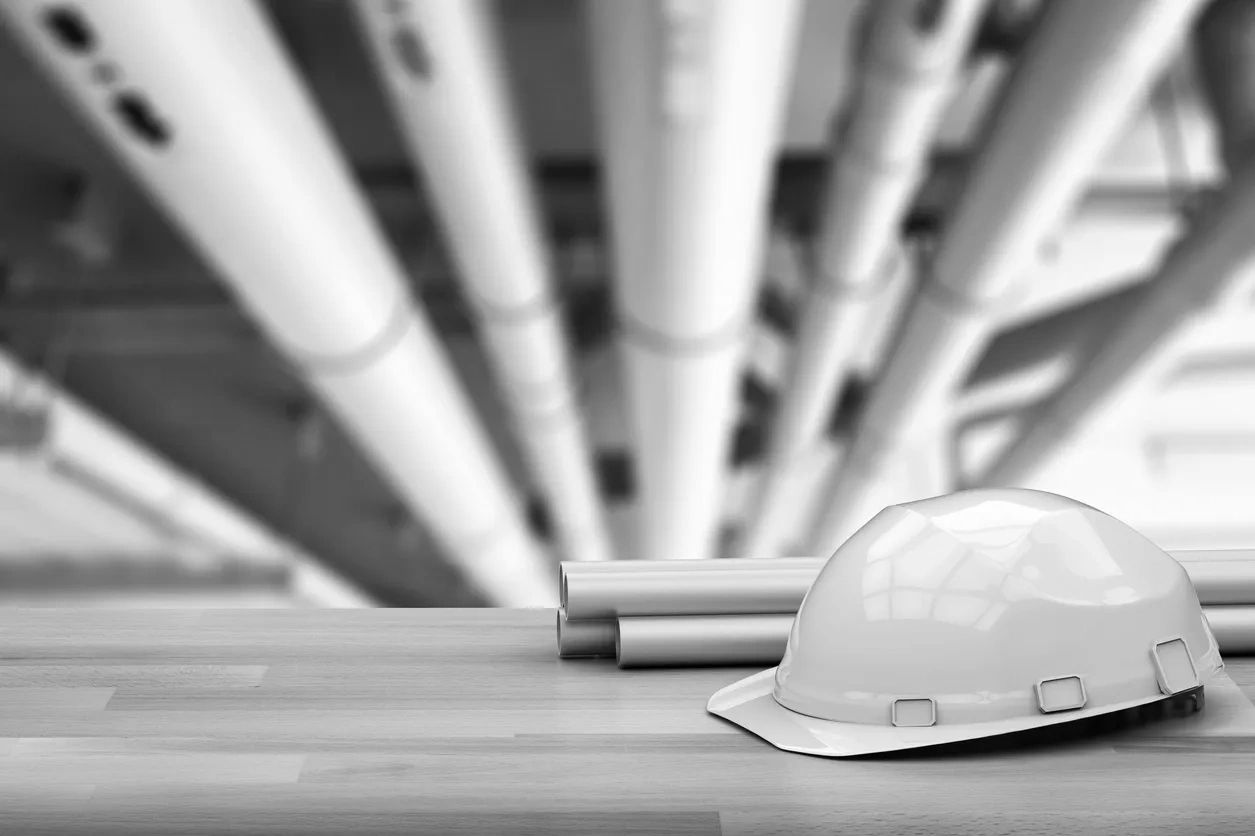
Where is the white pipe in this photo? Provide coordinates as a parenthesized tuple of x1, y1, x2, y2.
(0, 347, 376, 608)
(0, 0, 553, 605)
(739, 0, 987, 559)
(588, 0, 802, 560)
(352, 0, 613, 563)
(805, 0, 1205, 553)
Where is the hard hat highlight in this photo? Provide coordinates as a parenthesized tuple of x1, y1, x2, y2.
(709, 488, 1223, 756)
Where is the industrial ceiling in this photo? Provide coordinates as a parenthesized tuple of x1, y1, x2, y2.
(0, 0, 1251, 606)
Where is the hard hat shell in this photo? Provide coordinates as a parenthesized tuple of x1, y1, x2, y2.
(709, 488, 1222, 756)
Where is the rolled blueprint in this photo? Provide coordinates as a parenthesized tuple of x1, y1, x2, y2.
(615, 613, 796, 669)
(556, 610, 616, 658)
(560, 551, 1255, 619)
(596, 607, 1255, 668)
(560, 557, 824, 619)
(1173, 551, 1255, 605)
(561, 556, 825, 576)
(1204, 606, 1255, 655)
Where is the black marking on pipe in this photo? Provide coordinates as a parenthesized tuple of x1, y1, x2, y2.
(42, 5, 95, 53)
(825, 377, 871, 440)
(391, 25, 433, 82)
(113, 91, 172, 149)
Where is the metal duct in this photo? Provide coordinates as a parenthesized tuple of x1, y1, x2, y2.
(352, 1, 613, 564)
(980, 0, 1255, 487)
(1, 0, 553, 605)
(588, 0, 802, 561)
(738, 0, 987, 559)
(805, 0, 1205, 552)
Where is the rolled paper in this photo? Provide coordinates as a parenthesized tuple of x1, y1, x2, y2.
(599, 606, 1255, 668)
(556, 610, 616, 658)
(560, 558, 824, 619)
(1205, 606, 1255, 655)
(616, 613, 796, 669)
(560, 551, 1255, 620)
(1172, 551, 1255, 605)
(561, 556, 826, 577)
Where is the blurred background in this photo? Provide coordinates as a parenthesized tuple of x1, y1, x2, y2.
(0, 0, 1251, 608)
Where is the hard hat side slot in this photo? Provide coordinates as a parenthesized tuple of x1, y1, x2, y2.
(1035, 675, 1087, 714)
(1152, 637, 1200, 695)
(891, 697, 937, 727)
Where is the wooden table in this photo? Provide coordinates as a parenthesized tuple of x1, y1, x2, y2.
(2, 609, 1255, 835)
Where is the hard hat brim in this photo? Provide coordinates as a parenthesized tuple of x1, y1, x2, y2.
(708, 666, 1242, 757)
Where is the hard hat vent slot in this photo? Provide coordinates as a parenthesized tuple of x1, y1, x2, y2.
(891, 698, 936, 727)
(1152, 637, 1199, 695)
(1035, 675, 1087, 714)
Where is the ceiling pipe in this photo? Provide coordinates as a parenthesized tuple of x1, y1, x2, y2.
(0, 347, 376, 607)
(352, 0, 613, 564)
(956, 281, 1151, 424)
(588, 0, 802, 561)
(804, 0, 1206, 553)
(0, 0, 553, 605)
(737, 0, 988, 559)
(979, 0, 1255, 487)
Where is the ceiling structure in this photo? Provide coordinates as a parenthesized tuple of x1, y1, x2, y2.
(0, 0, 1252, 606)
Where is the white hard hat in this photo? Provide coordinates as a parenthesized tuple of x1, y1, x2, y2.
(709, 488, 1222, 756)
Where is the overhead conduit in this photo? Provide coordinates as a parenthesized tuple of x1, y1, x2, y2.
(588, 0, 802, 561)
(352, 0, 613, 564)
(980, 0, 1255, 487)
(0, 347, 376, 607)
(1, 0, 554, 605)
(738, 0, 988, 559)
(804, 0, 1206, 553)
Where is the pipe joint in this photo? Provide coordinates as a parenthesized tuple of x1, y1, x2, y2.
(920, 273, 1026, 319)
(835, 131, 930, 184)
(466, 286, 560, 326)
(617, 310, 750, 356)
(286, 292, 418, 378)
(813, 245, 902, 301)
(503, 384, 584, 433)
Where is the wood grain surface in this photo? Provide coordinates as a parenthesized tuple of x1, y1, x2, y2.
(2, 608, 1255, 835)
